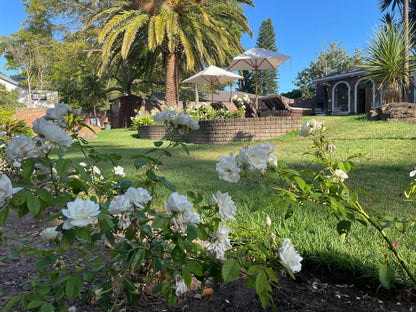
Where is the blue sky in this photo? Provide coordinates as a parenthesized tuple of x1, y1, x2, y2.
(1, 0, 383, 93)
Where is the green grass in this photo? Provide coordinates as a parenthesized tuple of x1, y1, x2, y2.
(67, 115, 416, 283)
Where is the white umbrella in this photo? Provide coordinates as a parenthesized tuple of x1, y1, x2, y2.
(183, 65, 244, 103)
(228, 48, 290, 114)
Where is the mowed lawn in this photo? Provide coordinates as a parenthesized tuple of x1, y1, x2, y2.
(67, 115, 416, 283)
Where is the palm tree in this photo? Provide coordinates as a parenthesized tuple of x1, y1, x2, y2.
(363, 23, 416, 103)
(87, 0, 253, 106)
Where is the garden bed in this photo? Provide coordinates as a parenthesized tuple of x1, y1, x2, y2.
(137, 114, 302, 144)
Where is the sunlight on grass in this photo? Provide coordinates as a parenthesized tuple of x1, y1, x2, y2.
(67, 115, 416, 282)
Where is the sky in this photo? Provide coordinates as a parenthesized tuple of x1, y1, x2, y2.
(0, 0, 383, 93)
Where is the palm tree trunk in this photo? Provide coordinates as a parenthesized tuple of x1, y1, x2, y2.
(404, 0, 410, 101)
(165, 53, 178, 107)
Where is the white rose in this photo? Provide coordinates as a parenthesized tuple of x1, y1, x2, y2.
(125, 187, 152, 209)
(28, 136, 50, 158)
(45, 102, 71, 127)
(62, 198, 100, 229)
(153, 110, 176, 123)
(206, 241, 227, 262)
(175, 275, 188, 296)
(245, 145, 269, 170)
(334, 169, 348, 182)
(299, 119, 324, 137)
(216, 154, 240, 183)
(170, 215, 188, 234)
(118, 213, 131, 230)
(163, 192, 193, 213)
(211, 191, 237, 222)
(182, 210, 200, 225)
(265, 216, 272, 227)
(214, 224, 232, 250)
(108, 195, 133, 214)
(278, 238, 303, 274)
(40, 227, 59, 242)
(6, 134, 35, 160)
(0, 174, 14, 207)
(410, 169, 416, 177)
(33, 117, 72, 146)
(113, 165, 126, 177)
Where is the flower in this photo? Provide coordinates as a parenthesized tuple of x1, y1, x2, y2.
(213, 224, 232, 250)
(269, 232, 276, 243)
(211, 191, 237, 222)
(118, 213, 131, 230)
(45, 102, 71, 127)
(334, 169, 348, 182)
(125, 187, 152, 209)
(326, 142, 337, 153)
(172, 113, 200, 133)
(62, 198, 100, 229)
(6, 134, 35, 160)
(108, 195, 133, 214)
(265, 216, 272, 227)
(299, 119, 325, 137)
(0, 174, 14, 207)
(153, 110, 176, 123)
(206, 241, 227, 262)
(278, 238, 303, 274)
(392, 242, 399, 248)
(79, 162, 87, 167)
(68, 306, 76, 312)
(32, 117, 73, 147)
(113, 165, 126, 177)
(182, 209, 201, 225)
(244, 145, 269, 170)
(170, 215, 188, 234)
(163, 192, 193, 213)
(410, 169, 416, 178)
(40, 227, 59, 242)
(216, 153, 240, 183)
(175, 275, 188, 296)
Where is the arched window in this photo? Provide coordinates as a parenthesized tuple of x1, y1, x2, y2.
(333, 82, 349, 112)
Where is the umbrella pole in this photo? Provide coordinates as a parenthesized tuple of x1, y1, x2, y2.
(211, 80, 214, 104)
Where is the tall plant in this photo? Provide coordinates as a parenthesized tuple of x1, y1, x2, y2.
(363, 23, 416, 103)
(88, 0, 253, 106)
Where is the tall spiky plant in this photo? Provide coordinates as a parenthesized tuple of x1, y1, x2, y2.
(363, 23, 416, 103)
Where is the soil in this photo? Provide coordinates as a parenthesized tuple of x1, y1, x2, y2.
(1, 210, 416, 312)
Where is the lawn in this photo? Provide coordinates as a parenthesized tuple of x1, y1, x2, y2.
(67, 115, 416, 283)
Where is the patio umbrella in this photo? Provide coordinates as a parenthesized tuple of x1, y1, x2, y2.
(183, 65, 244, 103)
(228, 48, 290, 114)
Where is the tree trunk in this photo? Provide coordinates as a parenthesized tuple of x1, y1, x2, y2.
(165, 53, 178, 107)
(404, 0, 410, 101)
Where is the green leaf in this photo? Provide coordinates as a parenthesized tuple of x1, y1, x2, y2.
(36, 256, 54, 271)
(187, 260, 204, 276)
(0, 206, 10, 225)
(83, 272, 95, 283)
(65, 276, 83, 299)
(251, 201, 271, 212)
(55, 158, 72, 176)
(134, 157, 149, 169)
(379, 263, 395, 289)
(152, 217, 168, 230)
(26, 193, 41, 216)
(27, 300, 44, 309)
(172, 246, 186, 264)
(153, 141, 163, 147)
(22, 158, 35, 181)
(130, 249, 145, 271)
(256, 270, 272, 308)
(245, 275, 256, 289)
(182, 268, 192, 286)
(159, 176, 176, 192)
(293, 176, 305, 191)
(247, 264, 263, 276)
(222, 258, 240, 284)
(336, 220, 351, 236)
(40, 302, 55, 312)
(2, 295, 22, 311)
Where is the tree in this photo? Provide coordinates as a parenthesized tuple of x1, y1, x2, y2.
(378, 0, 412, 101)
(0, 84, 19, 109)
(88, 0, 253, 106)
(256, 17, 279, 95)
(363, 23, 416, 103)
(294, 41, 363, 98)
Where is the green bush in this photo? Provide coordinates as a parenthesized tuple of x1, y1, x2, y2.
(0, 109, 33, 138)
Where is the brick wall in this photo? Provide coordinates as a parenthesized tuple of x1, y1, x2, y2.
(15, 107, 47, 127)
(137, 113, 302, 144)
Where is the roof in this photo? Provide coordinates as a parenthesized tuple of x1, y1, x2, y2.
(0, 72, 20, 86)
(312, 68, 367, 84)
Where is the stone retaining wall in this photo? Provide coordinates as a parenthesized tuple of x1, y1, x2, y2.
(137, 113, 302, 144)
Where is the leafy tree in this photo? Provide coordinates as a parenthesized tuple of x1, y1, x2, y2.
(88, 0, 253, 106)
(280, 88, 302, 99)
(294, 41, 363, 98)
(363, 23, 416, 103)
(0, 84, 19, 109)
(256, 17, 279, 95)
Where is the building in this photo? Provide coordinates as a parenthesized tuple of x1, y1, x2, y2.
(0, 72, 58, 108)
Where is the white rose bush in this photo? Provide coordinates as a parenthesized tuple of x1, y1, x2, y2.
(1, 108, 416, 311)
